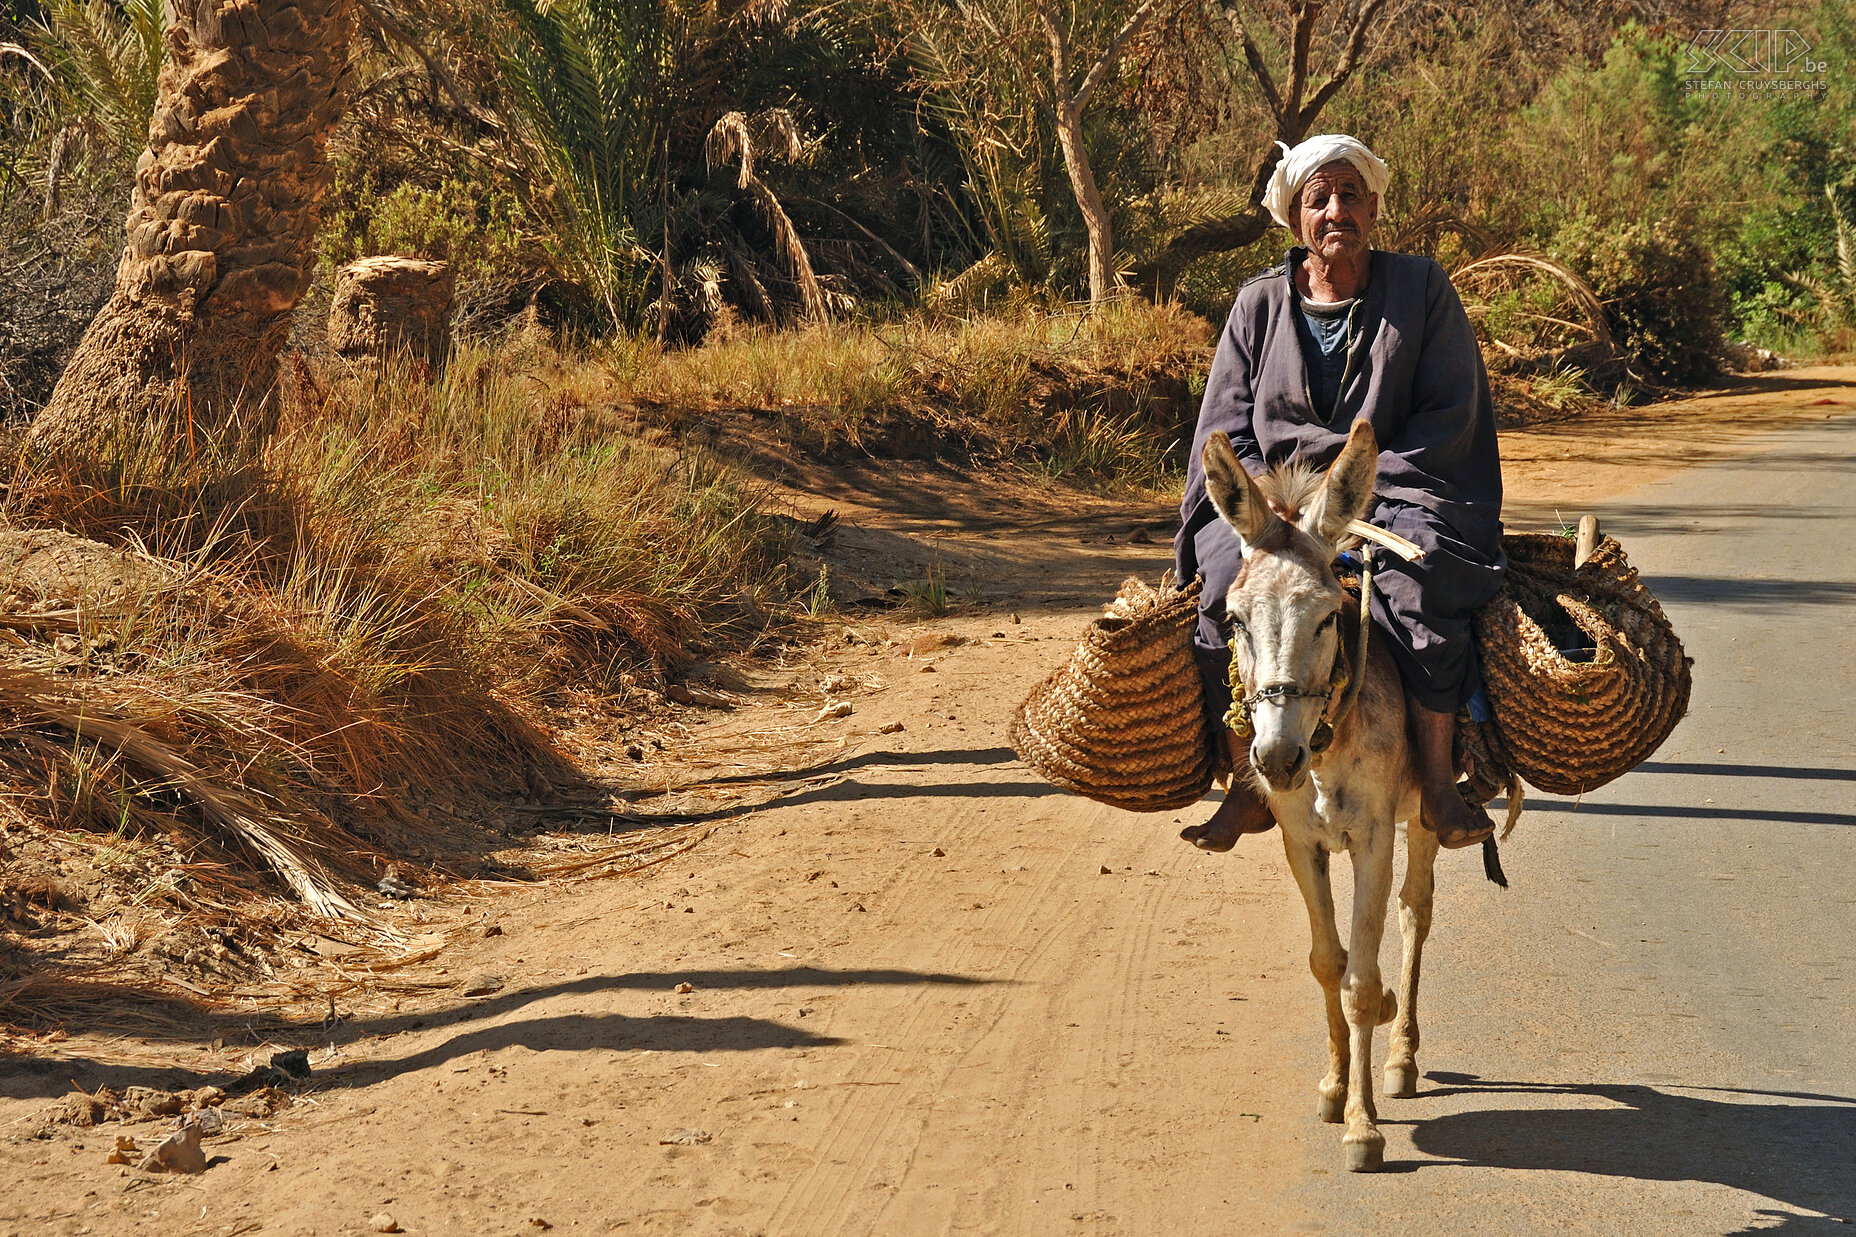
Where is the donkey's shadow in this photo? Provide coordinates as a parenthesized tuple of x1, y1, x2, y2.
(1401, 1073, 1856, 1221)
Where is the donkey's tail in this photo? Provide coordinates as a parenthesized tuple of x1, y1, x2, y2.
(1481, 773, 1522, 887)
(1482, 836, 1509, 888)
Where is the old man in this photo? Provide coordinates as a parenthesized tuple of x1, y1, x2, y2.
(1175, 133, 1505, 852)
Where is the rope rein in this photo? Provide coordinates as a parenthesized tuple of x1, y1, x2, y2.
(1323, 545, 1376, 745)
(1223, 545, 1376, 754)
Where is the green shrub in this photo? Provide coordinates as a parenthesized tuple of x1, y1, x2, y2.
(319, 174, 533, 305)
(1717, 201, 1837, 344)
(1552, 217, 1725, 386)
(1775, 181, 1856, 351)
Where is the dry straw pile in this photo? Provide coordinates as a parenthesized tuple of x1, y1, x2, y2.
(0, 340, 788, 943)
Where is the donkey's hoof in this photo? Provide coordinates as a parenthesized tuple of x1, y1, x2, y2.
(1384, 1062, 1419, 1098)
(1316, 1091, 1346, 1124)
(1344, 1137, 1385, 1173)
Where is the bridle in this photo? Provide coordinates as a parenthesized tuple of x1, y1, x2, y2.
(1223, 545, 1376, 755)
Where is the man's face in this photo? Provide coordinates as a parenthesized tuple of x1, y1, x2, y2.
(1294, 161, 1377, 263)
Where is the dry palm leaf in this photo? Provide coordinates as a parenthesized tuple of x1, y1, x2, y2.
(0, 667, 382, 928)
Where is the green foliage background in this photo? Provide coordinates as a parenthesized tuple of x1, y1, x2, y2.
(4, 0, 1855, 368)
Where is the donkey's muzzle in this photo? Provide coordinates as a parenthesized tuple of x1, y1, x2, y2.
(1254, 739, 1309, 792)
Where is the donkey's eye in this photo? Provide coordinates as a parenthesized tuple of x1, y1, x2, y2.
(1316, 612, 1338, 633)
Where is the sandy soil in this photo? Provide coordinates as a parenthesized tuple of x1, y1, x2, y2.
(1, 367, 1851, 1237)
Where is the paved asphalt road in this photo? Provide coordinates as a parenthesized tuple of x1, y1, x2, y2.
(1268, 411, 1856, 1234)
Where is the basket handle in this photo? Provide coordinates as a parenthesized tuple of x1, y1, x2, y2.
(1345, 520, 1424, 561)
(1574, 514, 1602, 569)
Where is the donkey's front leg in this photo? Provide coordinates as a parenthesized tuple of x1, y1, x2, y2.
(1385, 822, 1440, 1099)
(1282, 835, 1349, 1125)
(1339, 826, 1398, 1172)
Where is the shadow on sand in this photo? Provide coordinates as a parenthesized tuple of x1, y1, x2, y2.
(0, 965, 995, 1101)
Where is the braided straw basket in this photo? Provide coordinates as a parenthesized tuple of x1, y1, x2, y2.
(1013, 534, 1689, 811)
(1008, 574, 1218, 812)
(1469, 531, 1692, 796)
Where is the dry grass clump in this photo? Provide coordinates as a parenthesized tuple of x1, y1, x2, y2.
(1486, 367, 1607, 428)
(0, 302, 1194, 935)
(0, 342, 789, 924)
(271, 343, 791, 691)
(605, 298, 1213, 486)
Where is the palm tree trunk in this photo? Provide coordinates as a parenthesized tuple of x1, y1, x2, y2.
(28, 0, 357, 455)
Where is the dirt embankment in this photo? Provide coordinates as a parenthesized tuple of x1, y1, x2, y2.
(0, 368, 1850, 1236)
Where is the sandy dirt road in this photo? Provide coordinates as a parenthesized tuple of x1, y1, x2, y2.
(2, 369, 1853, 1236)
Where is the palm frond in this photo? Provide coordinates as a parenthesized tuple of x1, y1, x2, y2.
(44, 0, 163, 151)
(707, 110, 754, 189)
(707, 109, 827, 321)
(1774, 272, 1831, 325)
(1830, 183, 1856, 290)
(1391, 201, 1498, 259)
(495, 0, 674, 327)
(929, 251, 1013, 308)
(762, 107, 804, 162)
(1, 0, 163, 182)
(905, 20, 1055, 286)
(1453, 251, 1616, 353)
(1775, 186, 1856, 332)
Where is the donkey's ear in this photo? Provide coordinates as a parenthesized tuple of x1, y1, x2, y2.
(1202, 431, 1274, 544)
(1305, 420, 1379, 545)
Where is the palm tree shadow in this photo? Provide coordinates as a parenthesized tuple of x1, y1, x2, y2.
(1403, 1073, 1856, 1222)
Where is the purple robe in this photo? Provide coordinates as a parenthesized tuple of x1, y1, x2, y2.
(1176, 247, 1506, 717)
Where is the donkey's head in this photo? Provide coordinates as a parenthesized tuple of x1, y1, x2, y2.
(1202, 421, 1378, 792)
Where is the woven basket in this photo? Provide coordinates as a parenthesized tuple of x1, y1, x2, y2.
(1015, 534, 1690, 810)
(1469, 532, 1692, 796)
(1008, 574, 1218, 812)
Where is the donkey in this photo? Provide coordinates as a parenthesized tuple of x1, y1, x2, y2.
(1201, 420, 1437, 1173)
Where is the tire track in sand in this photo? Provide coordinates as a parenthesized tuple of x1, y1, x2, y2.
(757, 748, 1313, 1236)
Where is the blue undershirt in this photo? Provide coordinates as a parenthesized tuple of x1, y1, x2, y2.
(1299, 296, 1355, 420)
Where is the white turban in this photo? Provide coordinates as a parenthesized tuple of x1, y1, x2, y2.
(1262, 134, 1390, 232)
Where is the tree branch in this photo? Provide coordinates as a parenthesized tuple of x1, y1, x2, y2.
(1222, 1, 1283, 119)
(1131, 0, 1389, 296)
(1282, 0, 1320, 121)
(1300, 0, 1387, 123)
(1245, 141, 1284, 206)
(1033, 0, 1074, 101)
(1074, 0, 1161, 111)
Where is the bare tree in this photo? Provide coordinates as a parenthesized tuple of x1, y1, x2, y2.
(29, 0, 358, 455)
(1035, 0, 1161, 304)
(909, 0, 1169, 307)
(1133, 0, 1385, 299)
